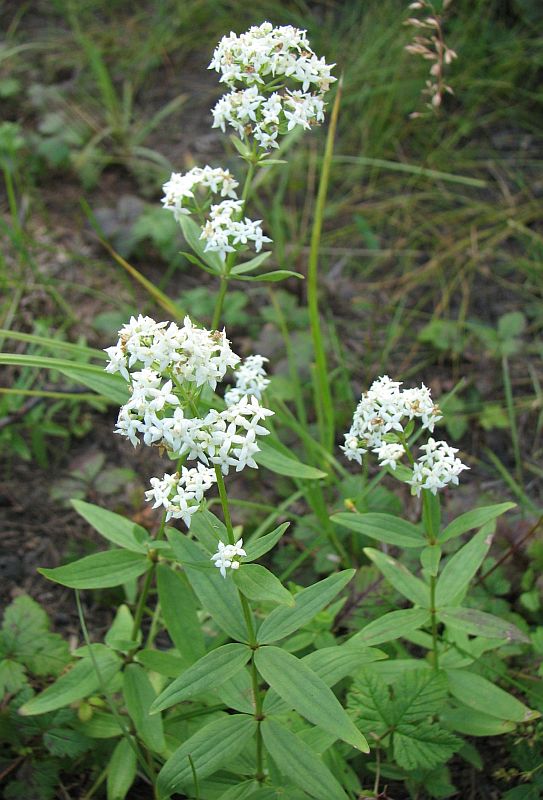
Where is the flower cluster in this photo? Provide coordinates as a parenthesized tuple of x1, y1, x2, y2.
(200, 200, 271, 261)
(105, 316, 274, 526)
(224, 354, 269, 406)
(161, 166, 239, 222)
(341, 375, 442, 465)
(342, 375, 468, 497)
(145, 465, 217, 525)
(211, 539, 246, 578)
(209, 22, 335, 151)
(408, 438, 468, 497)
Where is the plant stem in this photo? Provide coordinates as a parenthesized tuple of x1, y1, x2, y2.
(429, 574, 439, 671)
(129, 511, 166, 652)
(211, 154, 256, 328)
(213, 465, 265, 781)
(307, 76, 342, 453)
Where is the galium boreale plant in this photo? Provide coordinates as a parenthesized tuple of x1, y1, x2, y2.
(332, 376, 540, 797)
(22, 313, 378, 800)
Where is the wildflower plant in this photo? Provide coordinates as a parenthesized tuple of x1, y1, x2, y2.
(18, 18, 541, 800)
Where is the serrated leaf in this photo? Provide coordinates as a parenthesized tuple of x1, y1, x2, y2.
(332, 512, 424, 548)
(257, 570, 355, 644)
(390, 669, 448, 725)
(350, 608, 430, 647)
(255, 646, 368, 751)
(124, 664, 166, 752)
(255, 441, 326, 479)
(39, 549, 150, 589)
(446, 669, 539, 723)
(0, 595, 69, 677)
(71, 500, 149, 552)
(394, 722, 461, 770)
(261, 719, 348, 800)
(20, 648, 121, 716)
(436, 528, 493, 606)
(107, 737, 137, 800)
(439, 502, 515, 543)
(439, 607, 529, 642)
(156, 564, 205, 665)
(244, 523, 290, 561)
(157, 714, 256, 798)
(364, 548, 428, 606)
(234, 564, 294, 606)
(151, 644, 251, 713)
(166, 532, 249, 642)
(0, 658, 27, 695)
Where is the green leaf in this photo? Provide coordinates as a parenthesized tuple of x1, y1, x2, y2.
(234, 564, 294, 606)
(438, 607, 529, 642)
(214, 666, 254, 714)
(0, 594, 69, 676)
(151, 644, 251, 713)
(39, 549, 150, 589)
(43, 728, 91, 757)
(166, 532, 249, 642)
(105, 604, 137, 650)
(257, 570, 355, 644)
(71, 500, 149, 553)
(234, 269, 304, 282)
(261, 719, 348, 800)
(420, 545, 441, 578)
(439, 502, 516, 543)
(441, 706, 516, 736)
(124, 664, 166, 753)
(364, 548, 428, 606)
(73, 710, 122, 739)
(157, 714, 256, 798)
(446, 669, 539, 723)
(107, 737, 137, 800)
(394, 723, 460, 771)
(255, 646, 369, 752)
(135, 649, 184, 678)
(436, 527, 493, 606)
(20, 648, 121, 715)
(230, 251, 272, 275)
(350, 608, 430, 647)
(156, 564, 205, 666)
(0, 658, 27, 695)
(243, 523, 290, 561)
(331, 512, 424, 548)
(255, 441, 326, 479)
(189, 509, 227, 552)
(178, 214, 223, 274)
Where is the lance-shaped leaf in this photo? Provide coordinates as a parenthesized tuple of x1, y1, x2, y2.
(255, 440, 326, 479)
(364, 548, 428, 607)
(230, 251, 272, 275)
(233, 269, 304, 282)
(71, 500, 149, 553)
(107, 737, 137, 800)
(436, 527, 494, 607)
(156, 564, 205, 666)
(350, 608, 430, 647)
(234, 564, 294, 606)
(151, 644, 251, 713)
(438, 502, 516, 543)
(446, 669, 539, 723)
(261, 719, 348, 800)
(39, 549, 150, 589)
(441, 706, 516, 736)
(255, 646, 369, 752)
(157, 714, 256, 798)
(438, 607, 529, 643)
(257, 570, 355, 644)
(20, 647, 121, 715)
(124, 664, 165, 753)
(178, 214, 223, 274)
(243, 522, 290, 562)
(189, 509, 227, 552)
(331, 512, 424, 548)
(136, 649, 184, 678)
(167, 531, 249, 642)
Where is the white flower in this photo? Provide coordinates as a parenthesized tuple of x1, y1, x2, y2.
(407, 438, 469, 497)
(161, 166, 239, 222)
(211, 538, 247, 578)
(200, 200, 271, 261)
(224, 354, 269, 405)
(373, 442, 405, 470)
(144, 465, 217, 526)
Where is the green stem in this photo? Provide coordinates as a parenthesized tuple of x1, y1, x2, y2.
(307, 77, 342, 453)
(429, 574, 439, 671)
(129, 511, 166, 652)
(211, 155, 257, 329)
(213, 465, 264, 781)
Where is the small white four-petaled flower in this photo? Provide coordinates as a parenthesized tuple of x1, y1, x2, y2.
(211, 539, 247, 578)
